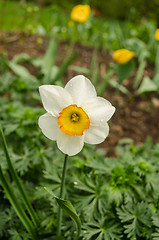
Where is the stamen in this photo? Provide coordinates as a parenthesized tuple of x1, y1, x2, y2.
(71, 113, 79, 122)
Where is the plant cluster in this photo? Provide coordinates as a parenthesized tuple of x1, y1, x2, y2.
(1, 103, 159, 240)
(0, 1, 159, 239)
(0, 50, 159, 238)
(1, 1, 159, 96)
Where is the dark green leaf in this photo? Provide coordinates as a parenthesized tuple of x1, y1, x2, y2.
(116, 60, 135, 84)
(44, 187, 81, 239)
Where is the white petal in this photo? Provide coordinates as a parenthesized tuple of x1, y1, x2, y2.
(38, 113, 59, 140)
(65, 75, 97, 106)
(84, 123, 109, 144)
(82, 97, 115, 124)
(39, 85, 73, 116)
(57, 131, 84, 156)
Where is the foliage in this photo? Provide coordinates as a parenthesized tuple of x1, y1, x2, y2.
(0, 1, 158, 52)
(1, 59, 159, 238)
(1, 1, 159, 96)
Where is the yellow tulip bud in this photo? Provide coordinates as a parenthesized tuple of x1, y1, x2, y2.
(70, 5, 91, 23)
(154, 28, 159, 41)
(113, 49, 134, 65)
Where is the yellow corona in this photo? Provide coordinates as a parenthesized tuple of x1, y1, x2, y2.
(57, 104, 90, 136)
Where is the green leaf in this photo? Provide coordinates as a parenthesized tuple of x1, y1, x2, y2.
(70, 65, 90, 75)
(31, 57, 43, 68)
(7, 62, 35, 80)
(42, 36, 58, 74)
(53, 52, 78, 83)
(12, 53, 31, 64)
(117, 201, 151, 239)
(0, 165, 37, 239)
(4, 124, 19, 135)
(89, 48, 98, 86)
(0, 125, 39, 229)
(134, 59, 147, 88)
(136, 76, 158, 95)
(98, 68, 115, 96)
(152, 213, 159, 228)
(153, 72, 159, 88)
(84, 219, 122, 240)
(152, 232, 159, 240)
(116, 60, 135, 84)
(155, 45, 159, 74)
(44, 187, 81, 239)
(109, 79, 129, 95)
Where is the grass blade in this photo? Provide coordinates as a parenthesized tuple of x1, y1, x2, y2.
(0, 125, 39, 228)
(0, 164, 37, 239)
(42, 35, 58, 83)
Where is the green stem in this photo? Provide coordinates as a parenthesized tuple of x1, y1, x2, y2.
(134, 59, 147, 88)
(0, 125, 39, 228)
(98, 68, 114, 96)
(57, 154, 68, 239)
(0, 165, 37, 239)
(90, 47, 98, 87)
(53, 52, 78, 83)
(155, 44, 159, 74)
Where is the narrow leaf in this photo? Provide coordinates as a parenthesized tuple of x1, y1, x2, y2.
(70, 65, 89, 75)
(0, 165, 37, 239)
(90, 48, 98, 86)
(0, 125, 39, 228)
(109, 79, 129, 95)
(42, 36, 58, 74)
(44, 187, 81, 239)
(155, 45, 159, 74)
(98, 68, 115, 96)
(134, 59, 147, 88)
(53, 52, 78, 83)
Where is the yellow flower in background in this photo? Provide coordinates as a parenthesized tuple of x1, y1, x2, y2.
(154, 28, 159, 41)
(113, 49, 134, 65)
(70, 5, 91, 23)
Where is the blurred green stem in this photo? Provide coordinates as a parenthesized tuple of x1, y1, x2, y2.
(90, 47, 98, 86)
(155, 44, 159, 74)
(0, 125, 39, 228)
(53, 52, 78, 83)
(66, 40, 75, 59)
(134, 59, 147, 88)
(57, 154, 68, 239)
(98, 67, 115, 96)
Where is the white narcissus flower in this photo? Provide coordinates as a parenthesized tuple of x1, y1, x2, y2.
(38, 75, 115, 156)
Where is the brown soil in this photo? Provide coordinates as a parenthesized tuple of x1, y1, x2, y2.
(0, 32, 159, 156)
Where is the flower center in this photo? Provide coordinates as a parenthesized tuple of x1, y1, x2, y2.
(71, 113, 79, 122)
(57, 104, 90, 136)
